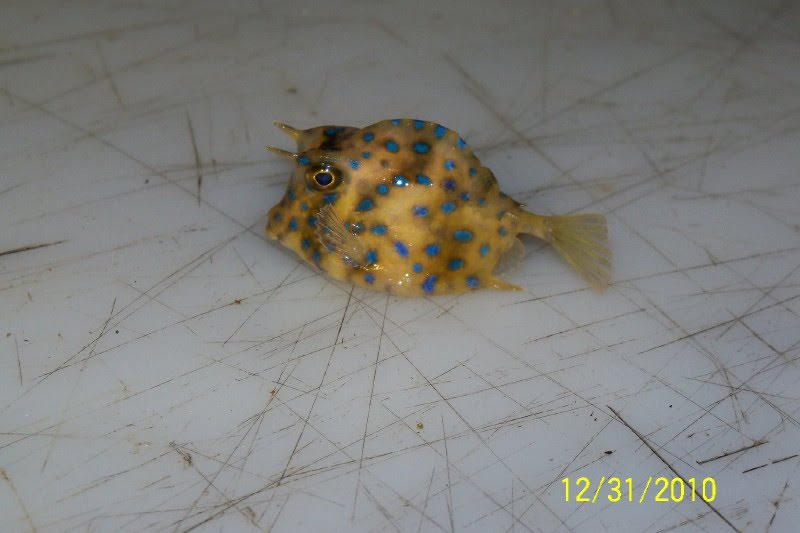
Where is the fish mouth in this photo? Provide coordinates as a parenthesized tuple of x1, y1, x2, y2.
(266, 206, 281, 240)
(266, 222, 279, 240)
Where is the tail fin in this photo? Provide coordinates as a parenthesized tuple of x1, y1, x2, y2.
(544, 214, 611, 291)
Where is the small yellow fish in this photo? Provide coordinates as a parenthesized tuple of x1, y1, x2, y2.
(266, 119, 610, 296)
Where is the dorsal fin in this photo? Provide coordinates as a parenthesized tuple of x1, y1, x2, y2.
(471, 167, 499, 198)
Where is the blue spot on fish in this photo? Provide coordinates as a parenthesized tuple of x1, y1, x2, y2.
(444, 159, 455, 170)
(453, 229, 473, 242)
(351, 222, 364, 234)
(393, 175, 409, 187)
(288, 190, 296, 200)
(413, 206, 428, 217)
(376, 184, 389, 195)
(357, 198, 374, 211)
(362, 151, 371, 158)
(499, 227, 507, 236)
(370, 224, 387, 235)
(363, 132, 374, 141)
(448, 259, 464, 270)
(312, 250, 321, 262)
(325, 126, 344, 136)
(298, 155, 310, 166)
(480, 244, 490, 256)
(302, 238, 311, 249)
(364, 273, 376, 284)
(422, 275, 438, 294)
(395, 241, 409, 257)
(497, 210, 506, 220)
(441, 202, 456, 214)
(386, 140, 399, 152)
(366, 250, 378, 264)
(273, 212, 282, 221)
(412, 263, 423, 273)
(414, 120, 425, 130)
(458, 137, 467, 149)
(425, 243, 440, 257)
(308, 215, 317, 227)
(323, 193, 337, 205)
(288, 218, 297, 230)
(443, 179, 456, 191)
(349, 159, 360, 169)
(416, 174, 432, 186)
(469, 167, 477, 176)
(460, 192, 470, 201)
(300, 202, 308, 211)
(435, 125, 446, 138)
(413, 142, 430, 154)
(391, 119, 401, 125)
(466, 276, 480, 288)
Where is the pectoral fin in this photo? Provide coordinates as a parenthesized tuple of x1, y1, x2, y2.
(315, 205, 368, 268)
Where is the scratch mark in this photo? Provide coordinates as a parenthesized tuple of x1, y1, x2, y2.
(353, 292, 390, 519)
(609, 406, 741, 533)
(1, 467, 37, 532)
(361, 482, 402, 532)
(0, 240, 66, 258)
(14, 335, 21, 386)
(5, 89, 278, 261)
(0, 182, 23, 197)
(186, 111, 203, 206)
(718, 258, 800, 340)
(170, 441, 193, 466)
(696, 440, 767, 465)
(743, 454, 799, 473)
(381, 403, 516, 531)
(7, 18, 190, 52)
(771, 454, 799, 465)
(0, 54, 49, 67)
(41, 297, 117, 473)
(441, 415, 455, 533)
(276, 286, 354, 489)
(371, 18, 409, 46)
(766, 477, 791, 533)
(416, 467, 436, 533)
(96, 41, 123, 107)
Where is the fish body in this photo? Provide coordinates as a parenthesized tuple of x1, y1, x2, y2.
(266, 119, 610, 296)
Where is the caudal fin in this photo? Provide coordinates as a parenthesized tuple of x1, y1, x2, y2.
(544, 214, 611, 291)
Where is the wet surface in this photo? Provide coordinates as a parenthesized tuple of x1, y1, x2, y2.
(1, 1, 799, 531)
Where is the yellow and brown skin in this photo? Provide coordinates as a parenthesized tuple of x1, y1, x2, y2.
(266, 119, 608, 296)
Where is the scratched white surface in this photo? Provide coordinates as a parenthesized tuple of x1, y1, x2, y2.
(1, 1, 800, 532)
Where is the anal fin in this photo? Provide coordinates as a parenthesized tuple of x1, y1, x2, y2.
(488, 276, 523, 292)
(493, 238, 526, 276)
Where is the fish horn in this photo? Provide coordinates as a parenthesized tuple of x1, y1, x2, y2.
(265, 146, 296, 159)
(274, 122, 303, 140)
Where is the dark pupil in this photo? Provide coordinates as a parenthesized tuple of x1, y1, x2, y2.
(315, 171, 333, 186)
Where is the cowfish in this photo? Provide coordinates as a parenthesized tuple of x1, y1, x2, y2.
(265, 119, 610, 297)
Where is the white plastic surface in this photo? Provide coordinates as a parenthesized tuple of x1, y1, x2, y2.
(2, 1, 799, 531)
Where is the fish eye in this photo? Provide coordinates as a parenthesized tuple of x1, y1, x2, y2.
(306, 164, 342, 190)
